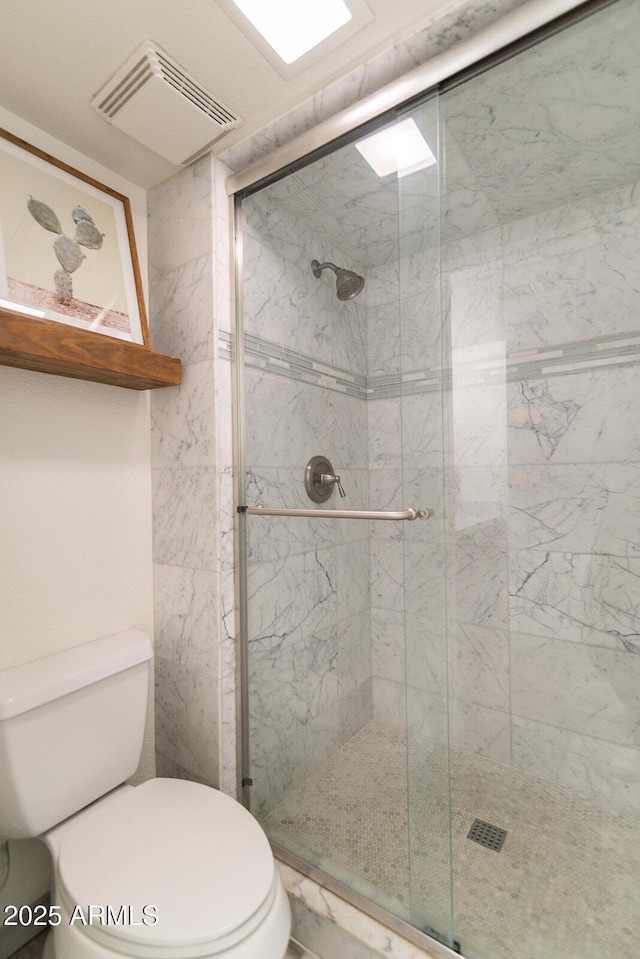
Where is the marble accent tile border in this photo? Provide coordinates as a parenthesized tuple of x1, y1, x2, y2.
(374, 331, 640, 397)
(223, 329, 640, 399)
(219, 330, 368, 398)
(218, 330, 232, 362)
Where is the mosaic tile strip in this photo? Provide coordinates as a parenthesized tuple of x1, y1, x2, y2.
(219, 330, 233, 362)
(220, 330, 640, 399)
(369, 331, 640, 398)
(219, 330, 368, 398)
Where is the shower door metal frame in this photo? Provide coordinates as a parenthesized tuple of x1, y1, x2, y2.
(231, 1, 619, 954)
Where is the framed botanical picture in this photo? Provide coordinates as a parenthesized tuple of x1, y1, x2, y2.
(0, 128, 148, 346)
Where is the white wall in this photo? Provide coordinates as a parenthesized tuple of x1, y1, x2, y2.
(0, 107, 155, 779)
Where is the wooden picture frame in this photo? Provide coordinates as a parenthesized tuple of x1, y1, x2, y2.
(0, 128, 180, 389)
(0, 127, 148, 345)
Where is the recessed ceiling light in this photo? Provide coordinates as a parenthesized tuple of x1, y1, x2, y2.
(355, 118, 437, 178)
(230, 0, 352, 64)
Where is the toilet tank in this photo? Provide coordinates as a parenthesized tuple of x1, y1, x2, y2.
(0, 630, 153, 840)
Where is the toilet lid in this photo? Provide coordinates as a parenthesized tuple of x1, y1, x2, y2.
(56, 778, 276, 956)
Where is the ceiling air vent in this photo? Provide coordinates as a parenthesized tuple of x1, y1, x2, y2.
(91, 42, 240, 165)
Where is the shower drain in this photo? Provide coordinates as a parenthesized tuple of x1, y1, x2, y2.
(467, 818, 507, 852)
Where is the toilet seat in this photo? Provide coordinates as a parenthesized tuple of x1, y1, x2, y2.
(54, 778, 277, 957)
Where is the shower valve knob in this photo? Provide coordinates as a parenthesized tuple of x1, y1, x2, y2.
(321, 473, 346, 498)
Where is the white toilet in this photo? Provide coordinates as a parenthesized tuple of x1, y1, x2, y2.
(0, 630, 291, 958)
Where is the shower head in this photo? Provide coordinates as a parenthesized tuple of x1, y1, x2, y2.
(311, 260, 365, 301)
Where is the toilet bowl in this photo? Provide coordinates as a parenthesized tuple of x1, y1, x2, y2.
(42, 779, 291, 958)
(0, 631, 290, 959)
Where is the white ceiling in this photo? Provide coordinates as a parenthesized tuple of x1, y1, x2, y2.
(0, 0, 454, 189)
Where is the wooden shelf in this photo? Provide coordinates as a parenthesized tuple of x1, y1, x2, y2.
(0, 308, 181, 390)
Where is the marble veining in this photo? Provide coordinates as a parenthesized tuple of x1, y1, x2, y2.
(506, 366, 640, 465)
(509, 551, 640, 653)
(442, 0, 640, 221)
(152, 467, 218, 570)
(507, 380, 581, 461)
(153, 564, 219, 675)
(149, 255, 214, 363)
(508, 463, 640, 557)
(154, 656, 219, 786)
(151, 359, 217, 467)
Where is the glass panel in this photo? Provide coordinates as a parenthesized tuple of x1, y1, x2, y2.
(239, 100, 454, 939)
(393, 96, 455, 946)
(436, 0, 640, 956)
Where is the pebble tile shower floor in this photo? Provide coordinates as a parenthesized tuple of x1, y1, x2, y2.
(263, 721, 640, 959)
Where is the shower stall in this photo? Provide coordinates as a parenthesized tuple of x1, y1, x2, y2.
(232, 0, 640, 955)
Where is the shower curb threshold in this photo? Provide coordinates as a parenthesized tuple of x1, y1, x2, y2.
(286, 938, 321, 959)
(277, 859, 460, 959)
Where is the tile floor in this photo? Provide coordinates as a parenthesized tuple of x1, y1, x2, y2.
(12, 933, 314, 959)
(263, 721, 640, 959)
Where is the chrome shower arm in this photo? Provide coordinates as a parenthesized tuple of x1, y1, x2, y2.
(311, 260, 339, 277)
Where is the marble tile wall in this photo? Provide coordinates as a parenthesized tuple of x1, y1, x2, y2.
(148, 153, 236, 792)
(405, 179, 640, 814)
(241, 191, 373, 816)
(364, 165, 640, 817)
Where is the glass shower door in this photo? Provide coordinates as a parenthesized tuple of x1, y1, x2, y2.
(410, 1, 640, 956)
(237, 97, 455, 947)
(387, 95, 455, 946)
